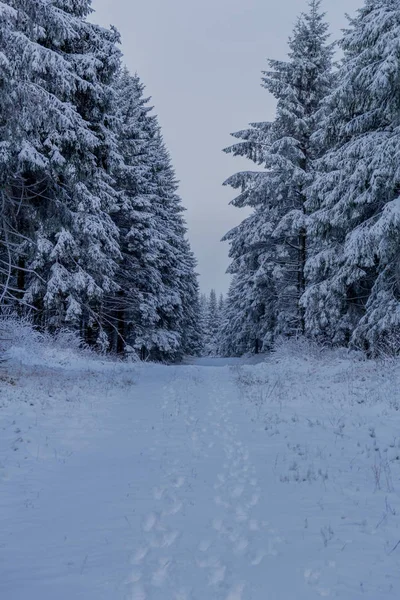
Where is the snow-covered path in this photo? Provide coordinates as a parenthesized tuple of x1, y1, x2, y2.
(2, 354, 400, 599)
(1, 363, 268, 600)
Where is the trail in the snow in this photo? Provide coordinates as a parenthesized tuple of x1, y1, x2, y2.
(3, 354, 400, 600)
(123, 366, 269, 600)
(124, 371, 200, 600)
(194, 371, 267, 600)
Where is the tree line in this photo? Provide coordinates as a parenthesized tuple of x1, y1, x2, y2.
(0, 0, 202, 361)
(220, 0, 400, 357)
(2, 0, 398, 361)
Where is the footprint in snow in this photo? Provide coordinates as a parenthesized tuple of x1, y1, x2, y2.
(151, 557, 171, 586)
(129, 582, 146, 600)
(231, 484, 244, 498)
(250, 550, 266, 566)
(143, 512, 157, 532)
(225, 583, 245, 600)
(153, 486, 165, 500)
(198, 539, 212, 552)
(173, 475, 185, 488)
(126, 569, 142, 584)
(161, 530, 179, 547)
(209, 562, 226, 585)
(131, 546, 149, 565)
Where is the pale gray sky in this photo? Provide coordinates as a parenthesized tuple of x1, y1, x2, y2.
(92, 0, 361, 295)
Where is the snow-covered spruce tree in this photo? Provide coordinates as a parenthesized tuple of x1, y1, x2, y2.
(203, 289, 220, 356)
(107, 70, 201, 360)
(219, 274, 260, 357)
(0, 0, 122, 347)
(0, 2, 21, 308)
(304, 0, 400, 353)
(105, 69, 164, 355)
(219, 211, 276, 356)
(178, 238, 203, 358)
(222, 0, 333, 352)
(218, 293, 225, 315)
(148, 136, 202, 361)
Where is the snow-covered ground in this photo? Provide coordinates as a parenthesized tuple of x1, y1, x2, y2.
(1, 341, 400, 599)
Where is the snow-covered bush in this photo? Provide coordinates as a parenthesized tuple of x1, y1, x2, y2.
(271, 335, 365, 364)
(0, 313, 92, 364)
(0, 313, 45, 356)
(272, 336, 328, 362)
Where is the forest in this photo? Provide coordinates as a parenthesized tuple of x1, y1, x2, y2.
(1, 0, 400, 359)
(2, 2, 400, 599)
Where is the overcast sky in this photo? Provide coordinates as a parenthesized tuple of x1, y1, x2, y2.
(92, 0, 361, 295)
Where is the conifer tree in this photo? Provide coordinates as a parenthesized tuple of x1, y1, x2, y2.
(204, 289, 220, 356)
(0, 2, 21, 307)
(144, 134, 200, 361)
(0, 2, 201, 361)
(178, 240, 203, 357)
(222, 0, 333, 352)
(107, 69, 201, 360)
(304, 0, 400, 353)
(220, 212, 275, 356)
(0, 0, 122, 347)
(105, 69, 163, 354)
(218, 293, 225, 314)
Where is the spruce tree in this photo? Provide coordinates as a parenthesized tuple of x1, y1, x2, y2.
(223, 0, 333, 352)
(107, 69, 201, 360)
(0, 0, 122, 347)
(198, 293, 208, 354)
(304, 0, 400, 353)
(106, 69, 163, 354)
(0, 2, 20, 307)
(218, 293, 225, 314)
(220, 212, 275, 356)
(219, 272, 269, 357)
(204, 289, 220, 356)
(144, 134, 198, 361)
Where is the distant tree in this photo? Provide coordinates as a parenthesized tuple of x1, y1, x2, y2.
(218, 293, 225, 314)
(220, 213, 275, 356)
(203, 289, 221, 356)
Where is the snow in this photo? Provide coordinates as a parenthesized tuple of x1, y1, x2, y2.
(1, 344, 400, 599)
